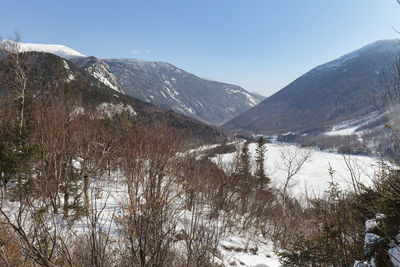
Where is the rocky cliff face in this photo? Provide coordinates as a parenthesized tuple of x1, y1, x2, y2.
(71, 56, 123, 94)
(104, 58, 263, 125)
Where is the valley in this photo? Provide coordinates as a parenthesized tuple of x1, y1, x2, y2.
(215, 142, 379, 197)
(1, 13, 400, 265)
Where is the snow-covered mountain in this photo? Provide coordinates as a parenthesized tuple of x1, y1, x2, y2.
(4, 41, 262, 126)
(224, 39, 399, 135)
(1, 40, 84, 59)
(310, 39, 399, 74)
(104, 58, 264, 125)
(4, 42, 122, 94)
(0, 51, 228, 145)
(70, 57, 123, 94)
(17, 42, 85, 59)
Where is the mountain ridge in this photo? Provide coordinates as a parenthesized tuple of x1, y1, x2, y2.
(13, 41, 262, 126)
(104, 57, 263, 125)
(1, 40, 86, 59)
(223, 39, 399, 135)
(0, 51, 229, 145)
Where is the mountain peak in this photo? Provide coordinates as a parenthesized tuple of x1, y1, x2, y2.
(361, 39, 399, 51)
(223, 39, 400, 134)
(309, 39, 399, 74)
(2, 41, 85, 59)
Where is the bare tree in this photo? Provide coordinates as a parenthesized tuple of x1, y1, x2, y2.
(0, 182, 74, 266)
(273, 146, 312, 247)
(279, 146, 313, 217)
(116, 124, 187, 266)
(5, 34, 28, 133)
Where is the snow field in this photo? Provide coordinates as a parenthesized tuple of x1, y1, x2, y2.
(215, 143, 380, 198)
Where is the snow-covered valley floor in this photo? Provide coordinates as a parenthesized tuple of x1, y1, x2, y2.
(82, 143, 381, 267)
(214, 143, 380, 198)
(2, 143, 382, 267)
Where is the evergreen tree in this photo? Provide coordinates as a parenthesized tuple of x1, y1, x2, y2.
(0, 84, 36, 195)
(237, 141, 253, 213)
(255, 137, 270, 186)
(239, 141, 251, 178)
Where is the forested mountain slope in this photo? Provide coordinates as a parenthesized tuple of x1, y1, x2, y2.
(224, 40, 399, 134)
(0, 52, 228, 145)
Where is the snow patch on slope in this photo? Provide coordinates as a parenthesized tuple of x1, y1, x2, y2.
(225, 87, 259, 107)
(219, 234, 280, 266)
(70, 107, 85, 118)
(87, 62, 122, 93)
(62, 60, 75, 82)
(71, 57, 124, 94)
(96, 102, 136, 118)
(325, 111, 383, 136)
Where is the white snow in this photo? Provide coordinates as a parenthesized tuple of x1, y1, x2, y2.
(164, 80, 173, 87)
(225, 88, 259, 106)
(360, 213, 400, 266)
(325, 111, 383, 136)
(325, 125, 360, 136)
(87, 63, 122, 93)
(215, 143, 379, 197)
(96, 102, 137, 118)
(186, 144, 220, 154)
(375, 213, 386, 220)
(58, 159, 280, 267)
(89, 173, 280, 266)
(2, 142, 284, 266)
(388, 246, 400, 266)
(71, 157, 83, 169)
(365, 219, 378, 232)
(226, 89, 242, 94)
(63, 60, 75, 82)
(71, 104, 136, 119)
(164, 85, 181, 103)
(63, 60, 70, 71)
(174, 104, 196, 115)
(14, 42, 85, 59)
(71, 174, 126, 238)
(69, 106, 85, 118)
(219, 234, 280, 267)
(365, 233, 381, 251)
(185, 106, 195, 114)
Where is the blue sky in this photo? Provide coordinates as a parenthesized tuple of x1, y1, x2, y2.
(1, 0, 400, 96)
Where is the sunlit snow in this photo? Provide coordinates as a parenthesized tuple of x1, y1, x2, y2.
(215, 143, 379, 197)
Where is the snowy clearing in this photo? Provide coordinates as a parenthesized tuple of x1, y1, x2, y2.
(214, 143, 380, 197)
